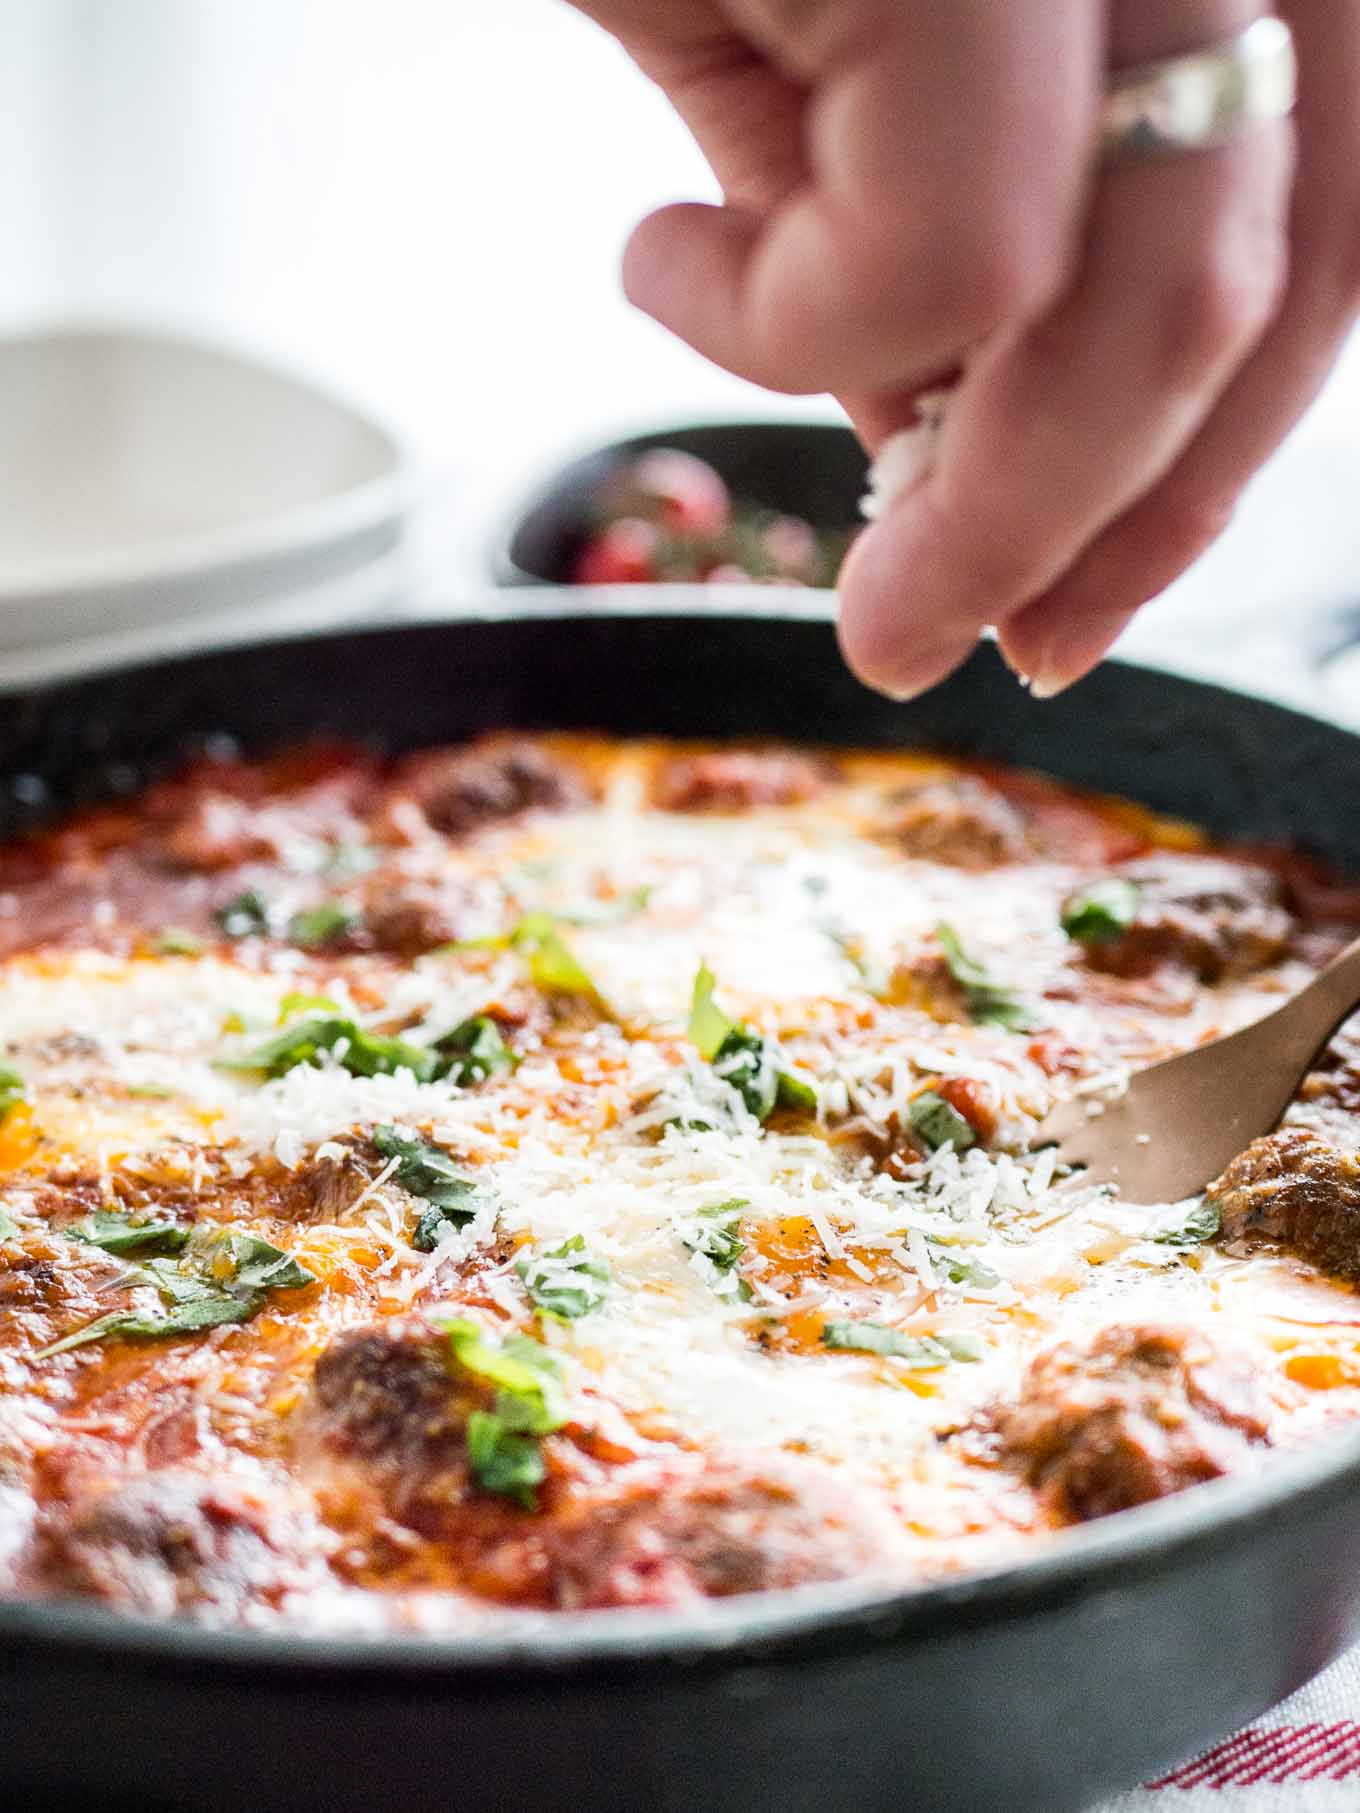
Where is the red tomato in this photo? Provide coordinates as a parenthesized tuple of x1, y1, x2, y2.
(623, 450, 730, 538)
(572, 518, 661, 584)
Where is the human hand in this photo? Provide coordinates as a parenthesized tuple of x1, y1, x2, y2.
(570, 1, 1358, 698)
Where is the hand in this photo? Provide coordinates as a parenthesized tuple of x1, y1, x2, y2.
(569, 1, 1359, 699)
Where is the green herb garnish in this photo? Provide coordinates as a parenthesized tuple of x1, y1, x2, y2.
(925, 1241, 1000, 1288)
(0, 1058, 24, 1120)
(1061, 877, 1140, 945)
(371, 1125, 491, 1250)
(821, 1320, 983, 1366)
(227, 1013, 438, 1081)
(154, 928, 204, 956)
(511, 913, 602, 1000)
(682, 1199, 747, 1272)
(69, 1209, 189, 1257)
(38, 1224, 315, 1356)
(686, 967, 818, 1122)
(0, 1207, 18, 1239)
(288, 902, 360, 949)
(430, 1015, 517, 1086)
(908, 1091, 976, 1153)
(1152, 1200, 1221, 1248)
(517, 1235, 610, 1320)
(442, 1317, 568, 1508)
(936, 923, 1036, 1032)
(215, 889, 271, 939)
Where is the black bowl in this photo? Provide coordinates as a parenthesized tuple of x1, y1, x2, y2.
(494, 420, 867, 584)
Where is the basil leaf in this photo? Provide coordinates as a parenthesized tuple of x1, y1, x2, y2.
(1061, 877, 1140, 945)
(1152, 1200, 1221, 1248)
(682, 1199, 747, 1272)
(687, 964, 734, 1061)
(443, 1317, 568, 1436)
(936, 922, 1037, 1032)
(687, 969, 819, 1122)
(38, 1297, 256, 1356)
(821, 1320, 983, 1366)
(909, 1090, 976, 1153)
(371, 1125, 491, 1248)
(154, 928, 204, 956)
(215, 889, 271, 939)
(465, 1409, 545, 1510)
(517, 1235, 610, 1320)
(510, 913, 602, 1000)
(925, 1241, 999, 1288)
(288, 902, 360, 949)
(430, 1016, 516, 1086)
(37, 1224, 315, 1357)
(228, 1013, 439, 1082)
(70, 1209, 189, 1257)
(0, 1207, 18, 1239)
(0, 1058, 24, 1120)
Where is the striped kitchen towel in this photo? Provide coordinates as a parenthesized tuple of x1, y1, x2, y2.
(1096, 1646, 1360, 1811)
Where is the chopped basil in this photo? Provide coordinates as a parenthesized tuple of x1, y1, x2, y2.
(154, 928, 204, 956)
(517, 1235, 610, 1320)
(0, 1207, 18, 1239)
(1152, 1200, 1221, 1248)
(926, 1241, 1000, 1289)
(430, 1015, 516, 1086)
(215, 889, 270, 939)
(822, 1320, 983, 1366)
(909, 1090, 976, 1153)
(37, 1224, 315, 1356)
(936, 922, 1036, 1032)
(682, 1199, 747, 1272)
(227, 1013, 438, 1081)
(371, 1125, 491, 1249)
(0, 1058, 24, 1120)
(288, 901, 359, 949)
(69, 1209, 189, 1257)
(442, 1317, 568, 1508)
(686, 967, 818, 1122)
(510, 913, 601, 1000)
(1061, 877, 1140, 944)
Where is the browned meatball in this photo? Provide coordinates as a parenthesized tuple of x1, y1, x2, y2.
(35, 1472, 322, 1622)
(653, 749, 829, 813)
(881, 777, 1029, 869)
(390, 741, 589, 840)
(300, 1318, 481, 1528)
(357, 866, 503, 956)
(1082, 854, 1293, 982)
(1206, 1124, 1360, 1283)
(540, 1454, 908, 1609)
(995, 1323, 1272, 1522)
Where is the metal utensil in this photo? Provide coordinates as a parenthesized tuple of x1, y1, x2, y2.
(1035, 933, 1360, 1201)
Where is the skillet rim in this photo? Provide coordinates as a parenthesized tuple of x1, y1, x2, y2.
(4, 589, 1360, 1681)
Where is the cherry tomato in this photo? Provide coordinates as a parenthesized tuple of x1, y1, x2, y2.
(572, 518, 661, 584)
(618, 450, 731, 538)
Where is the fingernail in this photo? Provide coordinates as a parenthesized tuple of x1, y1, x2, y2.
(1028, 669, 1072, 701)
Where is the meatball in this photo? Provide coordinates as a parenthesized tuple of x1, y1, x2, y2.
(357, 866, 503, 957)
(652, 749, 829, 813)
(540, 1453, 908, 1610)
(36, 1472, 322, 1622)
(390, 741, 589, 840)
(1206, 1125, 1360, 1283)
(1081, 854, 1293, 982)
(995, 1323, 1272, 1522)
(880, 777, 1029, 869)
(300, 1318, 482, 1526)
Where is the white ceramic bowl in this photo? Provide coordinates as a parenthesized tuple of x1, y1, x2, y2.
(0, 325, 408, 654)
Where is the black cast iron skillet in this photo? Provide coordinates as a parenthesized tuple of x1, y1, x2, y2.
(4, 593, 1360, 1813)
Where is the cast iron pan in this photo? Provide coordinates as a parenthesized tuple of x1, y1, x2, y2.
(4, 595, 1360, 1813)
